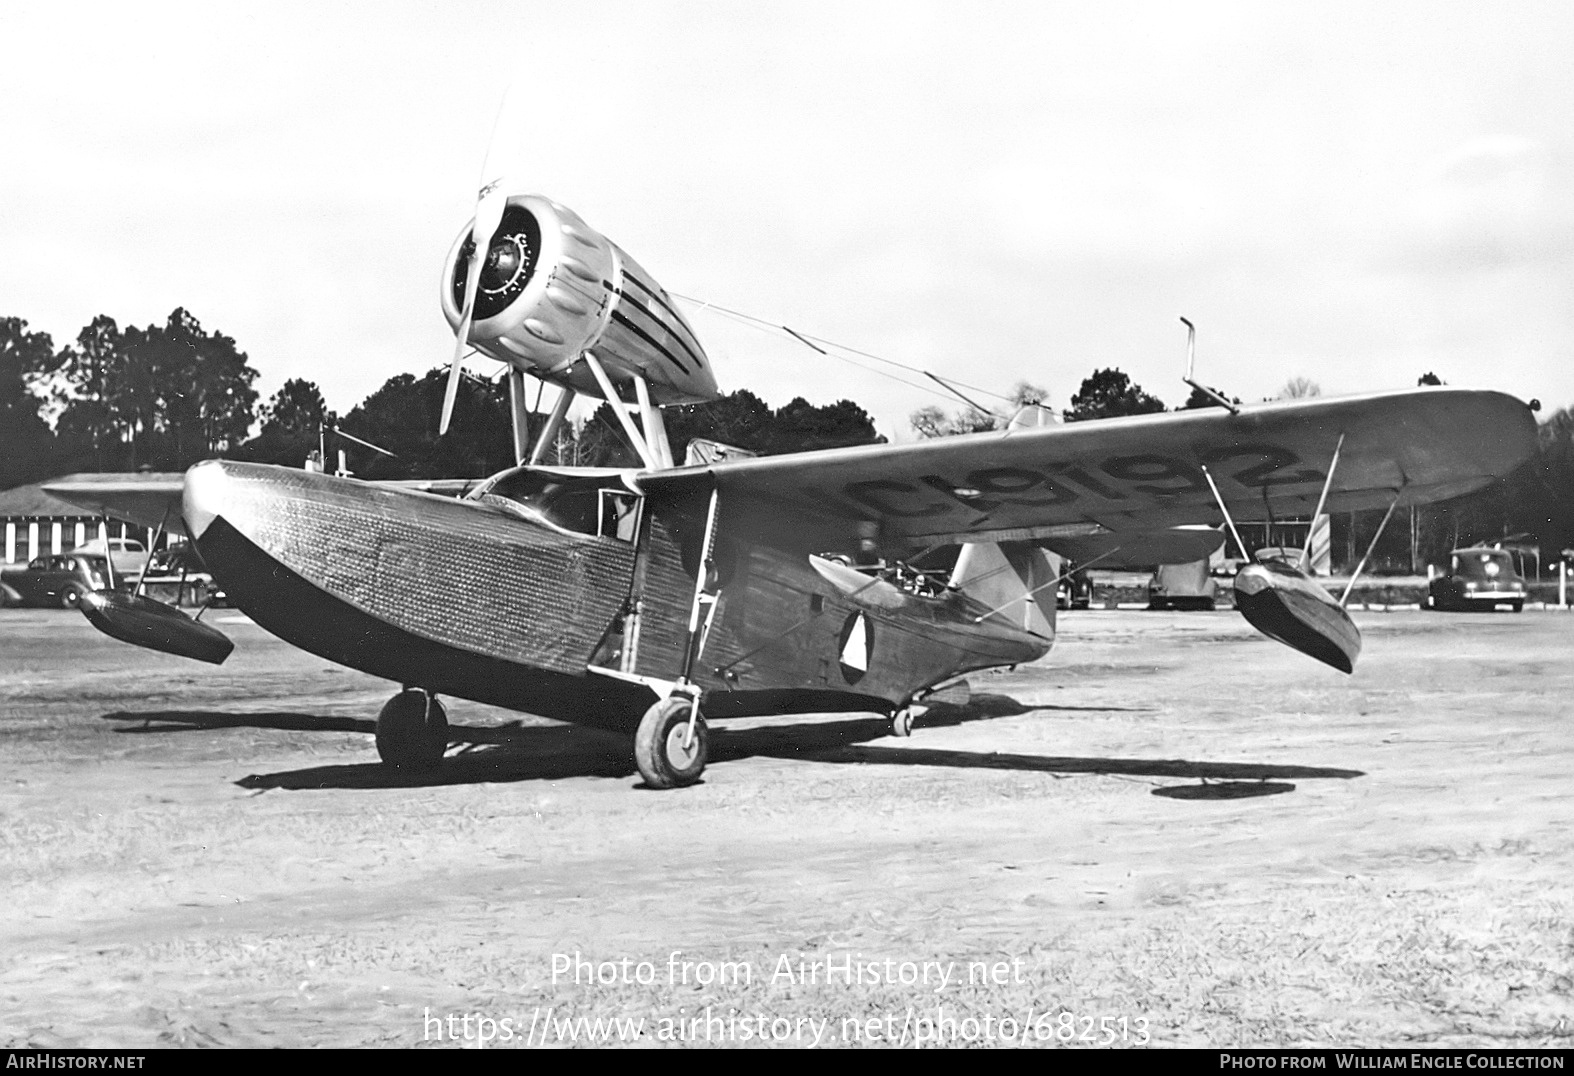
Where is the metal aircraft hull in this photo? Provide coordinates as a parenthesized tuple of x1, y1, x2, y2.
(193, 513, 653, 729)
(182, 461, 1049, 728)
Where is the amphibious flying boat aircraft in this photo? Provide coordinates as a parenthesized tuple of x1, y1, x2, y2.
(46, 176, 1541, 789)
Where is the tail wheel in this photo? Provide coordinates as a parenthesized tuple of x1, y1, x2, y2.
(634, 696, 709, 789)
(890, 708, 914, 737)
(375, 689, 449, 771)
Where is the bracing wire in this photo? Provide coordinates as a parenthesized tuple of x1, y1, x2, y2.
(671, 292, 1020, 409)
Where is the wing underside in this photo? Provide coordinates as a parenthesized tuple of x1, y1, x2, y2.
(637, 389, 1540, 555)
(40, 474, 188, 536)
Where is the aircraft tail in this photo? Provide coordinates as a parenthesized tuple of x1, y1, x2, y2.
(945, 401, 1062, 638)
(949, 540, 1059, 638)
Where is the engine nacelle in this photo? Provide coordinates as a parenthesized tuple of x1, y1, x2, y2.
(440, 195, 720, 405)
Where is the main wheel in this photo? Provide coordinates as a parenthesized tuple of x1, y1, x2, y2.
(375, 689, 449, 772)
(634, 696, 709, 789)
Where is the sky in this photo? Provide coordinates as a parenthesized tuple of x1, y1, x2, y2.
(3, 1, 1572, 442)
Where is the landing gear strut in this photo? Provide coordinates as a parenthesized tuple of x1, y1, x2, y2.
(376, 688, 449, 771)
(634, 695, 709, 789)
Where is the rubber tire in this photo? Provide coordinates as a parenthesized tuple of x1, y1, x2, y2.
(59, 584, 86, 610)
(375, 690, 449, 772)
(890, 709, 914, 737)
(634, 696, 709, 789)
(1512, 601, 1523, 613)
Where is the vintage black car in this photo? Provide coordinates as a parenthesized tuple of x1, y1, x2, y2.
(1428, 546, 1527, 612)
(1056, 567, 1093, 610)
(0, 554, 113, 609)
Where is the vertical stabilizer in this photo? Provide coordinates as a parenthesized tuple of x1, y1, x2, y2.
(949, 541, 1059, 638)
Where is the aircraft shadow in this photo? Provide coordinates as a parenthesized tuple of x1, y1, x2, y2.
(769, 745, 1359, 784)
(103, 710, 377, 735)
(98, 698, 1351, 794)
(1152, 781, 1299, 800)
(100, 709, 636, 788)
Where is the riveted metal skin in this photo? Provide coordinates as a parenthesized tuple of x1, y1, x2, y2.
(187, 461, 635, 672)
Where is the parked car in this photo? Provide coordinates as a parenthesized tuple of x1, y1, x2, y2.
(134, 545, 226, 607)
(1148, 559, 1217, 611)
(1056, 567, 1093, 610)
(1, 554, 113, 609)
(68, 536, 148, 577)
(1428, 547, 1526, 612)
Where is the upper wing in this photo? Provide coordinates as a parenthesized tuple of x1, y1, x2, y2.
(636, 388, 1539, 553)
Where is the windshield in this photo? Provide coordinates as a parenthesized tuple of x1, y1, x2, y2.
(1452, 550, 1516, 579)
(469, 467, 640, 540)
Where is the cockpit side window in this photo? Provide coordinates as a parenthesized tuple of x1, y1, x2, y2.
(473, 467, 642, 542)
(598, 490, 641, 542)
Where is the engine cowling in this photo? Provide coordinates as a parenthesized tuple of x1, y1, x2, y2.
(440, 195, 720, 405)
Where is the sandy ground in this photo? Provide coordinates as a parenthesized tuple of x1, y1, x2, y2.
(2, 605, 1572, 1049)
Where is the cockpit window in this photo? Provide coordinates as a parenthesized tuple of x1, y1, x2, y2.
(469, 467, 642, 541)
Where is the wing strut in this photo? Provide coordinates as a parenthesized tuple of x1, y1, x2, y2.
(631, 375, 674, 468)
(1199, 464, 1248, 563)
(132, 506, 170, 598)
(582, 352, 663, 470)
(1339, 492, 1403, 607)
(99, 514, 117, 590)
(507, 367, 531, 466)
(527, 385, 577, 465)
(676, 484, 723, 746)
(1302, 433, 1346, 565)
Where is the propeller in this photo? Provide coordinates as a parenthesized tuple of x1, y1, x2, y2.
(440, 93, 519, 436)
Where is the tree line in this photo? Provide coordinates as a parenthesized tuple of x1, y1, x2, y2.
(1, 311, 883, 488)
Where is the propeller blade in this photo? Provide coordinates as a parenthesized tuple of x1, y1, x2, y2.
(440, 258, 481, 436)
(439, 90, 520, 437)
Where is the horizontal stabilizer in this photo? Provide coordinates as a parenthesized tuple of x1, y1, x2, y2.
(79, 591, 234, 664)
(1233, 561, 1360, 674)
